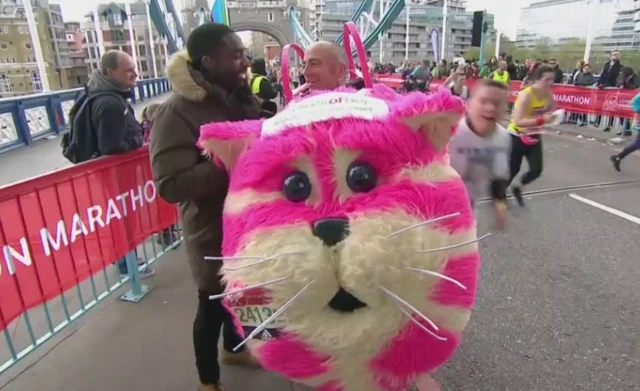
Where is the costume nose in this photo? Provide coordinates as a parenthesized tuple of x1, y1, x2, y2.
(312, 218, 350, 247)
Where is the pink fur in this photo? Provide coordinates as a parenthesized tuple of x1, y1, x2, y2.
(431, 253, 481, 308)
(370, 320, 460, 391)
(256, 333, 332, 379)
(199, 84, 477, 391)
(199, 118, 261, 144)
(222, 180, 474, 255)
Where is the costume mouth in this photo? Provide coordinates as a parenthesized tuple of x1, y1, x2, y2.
(327, 287, 367, 313)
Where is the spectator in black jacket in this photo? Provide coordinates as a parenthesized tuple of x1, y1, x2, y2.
(549, 59, 564, 83)
(89, 50, 151, 278)
(88, 50, 144, 156)
(595, 50, 624, 132)
(598, 50, 622, 88)
(505, 55, 519, 81)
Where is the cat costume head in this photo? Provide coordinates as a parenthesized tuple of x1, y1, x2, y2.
(199, 84, 480, 391)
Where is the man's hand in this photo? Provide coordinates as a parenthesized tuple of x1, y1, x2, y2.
(494, 201, 508, 231)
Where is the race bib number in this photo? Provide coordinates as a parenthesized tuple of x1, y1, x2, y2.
(233, 304, 287, 328)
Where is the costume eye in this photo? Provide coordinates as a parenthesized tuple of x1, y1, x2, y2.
(346, 162, 377, 193)
(283, 171, 312, 202)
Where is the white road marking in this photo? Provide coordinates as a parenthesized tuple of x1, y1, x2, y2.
(569, 193, 640, 225)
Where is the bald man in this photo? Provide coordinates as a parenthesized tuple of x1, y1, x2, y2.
(303, 41, 349, 91)
(87, 50, 142, 155)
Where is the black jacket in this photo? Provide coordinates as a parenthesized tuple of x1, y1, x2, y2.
(87, 70, 143, 156)
(553, 67, 564, 84)
(598, 61, 622, 87)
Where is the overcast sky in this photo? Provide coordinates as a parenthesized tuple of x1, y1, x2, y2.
(56, 0, 530, 40)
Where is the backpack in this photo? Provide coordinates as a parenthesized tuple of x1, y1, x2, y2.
(61, 89, 122, 164)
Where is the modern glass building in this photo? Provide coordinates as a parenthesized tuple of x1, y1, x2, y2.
(516, 0, 639, 51)
(317, 0, 496, 64)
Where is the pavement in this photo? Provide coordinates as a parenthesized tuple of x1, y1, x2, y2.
(0, 95, 169, 187)
(546, 119, 637, 146)
(1, 120, 640, 391)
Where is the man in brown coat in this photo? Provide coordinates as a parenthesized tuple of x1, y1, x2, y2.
(149, 23, 260, 391)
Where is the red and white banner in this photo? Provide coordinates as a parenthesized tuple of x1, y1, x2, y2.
(375, 75, 639, 119)
(0, 147, 178, 331)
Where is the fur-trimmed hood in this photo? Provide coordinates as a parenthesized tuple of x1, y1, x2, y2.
(166, 50, 208, 102)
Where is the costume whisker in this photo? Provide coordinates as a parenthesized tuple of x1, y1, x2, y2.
(204, 255, 264, 261)
(222, 251, 307, 271)
(378, 285, 439, 331)
(233, 280, 315, 352)
(385, 212, 461, 239)
(209, 277, 289, 300)
(414, 233, 491, 254)
(405, 267, 467, 290)
(398, 306, 447, 341)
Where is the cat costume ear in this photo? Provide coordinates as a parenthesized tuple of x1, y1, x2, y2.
(363, 84, 464, 152)
(199, 86, 464, 169)
(199, 120, 262, 171)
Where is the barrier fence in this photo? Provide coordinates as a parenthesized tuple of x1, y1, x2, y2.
(375, 75, 639, 118)
(0, 77, 170, 153)
(0, 146, 180, 375)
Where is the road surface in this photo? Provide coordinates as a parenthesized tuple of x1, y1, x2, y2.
(0, 123, 639, 391)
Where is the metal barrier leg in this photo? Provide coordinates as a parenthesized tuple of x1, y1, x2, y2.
(120, 250, 152, 302)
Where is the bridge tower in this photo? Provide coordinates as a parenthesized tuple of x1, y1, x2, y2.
(228, 0, 314, 48)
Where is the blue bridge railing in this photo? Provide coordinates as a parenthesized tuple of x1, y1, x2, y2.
(0, 77, 170, 153)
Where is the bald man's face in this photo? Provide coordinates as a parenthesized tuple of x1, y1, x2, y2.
(303, 45, 346, 91)
(108, 53, 137, 88)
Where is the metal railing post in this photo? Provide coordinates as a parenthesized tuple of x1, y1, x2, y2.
(120, 250, 152, 303)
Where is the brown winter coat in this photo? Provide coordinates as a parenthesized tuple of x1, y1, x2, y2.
(149, 51, 261, 293)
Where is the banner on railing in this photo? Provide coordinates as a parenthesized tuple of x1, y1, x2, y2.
(375, 75, 639, 119)
(0, 147, 178, 331)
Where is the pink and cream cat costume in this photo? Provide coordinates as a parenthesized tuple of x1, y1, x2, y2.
(199, 84, 481, 391)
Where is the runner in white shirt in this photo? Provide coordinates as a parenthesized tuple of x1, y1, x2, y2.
(449, 79, 511, 230)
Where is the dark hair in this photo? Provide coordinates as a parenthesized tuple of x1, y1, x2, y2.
(584, 63, 591, 68)
(251, 58, 267, 76)
(101, 50, 122, 75)
(187, 23, 234, 70)
(479, 78, 509, 91)
(532, 64, 555, 81)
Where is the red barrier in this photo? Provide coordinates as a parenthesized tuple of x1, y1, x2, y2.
(374, 75, 639, 119)
(0, 147, 178, 331)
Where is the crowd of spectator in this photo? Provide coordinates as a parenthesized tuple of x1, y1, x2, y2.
(371, 50, 639, 91)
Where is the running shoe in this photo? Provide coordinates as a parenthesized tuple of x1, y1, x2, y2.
(610, 156, 621, 172)
(512, 186, 525, 207)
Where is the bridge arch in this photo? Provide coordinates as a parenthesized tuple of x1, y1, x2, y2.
(232, 22, 290, 48)
(229, 7, 297, 50)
